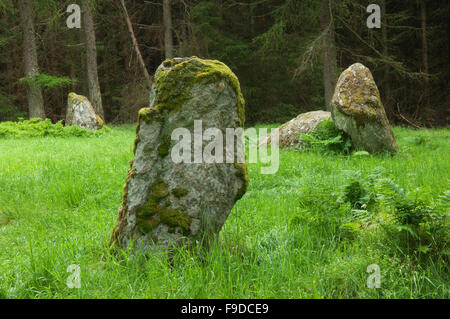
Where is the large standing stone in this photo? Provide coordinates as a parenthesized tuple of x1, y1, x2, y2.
(110, 57, 248, 252)
(331, 63, 398, 153)
(66, 93, 103, 130)
(258, 110, 331, 148)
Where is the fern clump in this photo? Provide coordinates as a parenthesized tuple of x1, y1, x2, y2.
(341, 168, 383, 211)
(339, 222, 362, 241)
(337, 172, 450, 255)
(337, 167, 449, 257)
(343, 181, 364, 208)
(375, 180, 446, 235)
(300, 119, 353, 154)
(0, 118, 109, 138)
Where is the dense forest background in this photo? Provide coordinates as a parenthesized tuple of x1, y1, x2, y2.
(0, 0, 449, 126)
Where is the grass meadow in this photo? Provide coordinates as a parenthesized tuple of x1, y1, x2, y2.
(0, 124, 448, 298)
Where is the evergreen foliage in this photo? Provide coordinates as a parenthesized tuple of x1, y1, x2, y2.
(0, 0, 448, 125)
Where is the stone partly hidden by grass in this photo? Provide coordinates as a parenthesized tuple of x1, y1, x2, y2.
(331, 63, 398, 153)
(110, 57, 249, 252)
(258, 110, 331, 148)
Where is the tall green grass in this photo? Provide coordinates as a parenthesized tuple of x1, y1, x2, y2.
(0, 125, 448, 298)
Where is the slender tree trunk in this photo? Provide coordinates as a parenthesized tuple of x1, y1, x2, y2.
(119, 0, 152, 88)
(18, 0, 45, 119)
(320, 0, 338, 111)
(81, 0, 104, 119)
(163, 0, 173, 59)
(68, 30, 78, 93)
(381, 0, 392, 120)
(250, 2, 255, 38)
(420, 0, 429, 109)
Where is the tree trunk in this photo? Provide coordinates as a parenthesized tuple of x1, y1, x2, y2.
(81, 0, 104, 119)
(320, 0, 338, 111)
(250, 2, 255, 38)
(18, 0, 45, 119)
(420, 0, 429, 109)
(381, 0, 392, 121)
(119, 0, 152, 88)
(163, 0, 173, 59)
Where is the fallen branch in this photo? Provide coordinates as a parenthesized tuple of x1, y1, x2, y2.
(118, 0, 152, 89)
(396, 103, 423, 129)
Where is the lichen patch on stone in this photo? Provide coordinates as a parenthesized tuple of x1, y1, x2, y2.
(331, 63, 398, 153)
(66, 92, 103, 130)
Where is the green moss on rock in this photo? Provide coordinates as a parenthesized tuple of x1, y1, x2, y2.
(152, 178, 170, 198)
(121, 164, 135, 209)
(171, 188, 189, 198)
(234, 161, 249, 200)
(160, 207, 191, 235)
(132, 133, 140, 154)
(153, 57, 245, 127)
(331, 64, 385, 128)
(138, 215, 160, 233)
(157, 135, 171, 157)
(136, 178, 169, 218)
(96, 115, 104, 128)
(109, 161, 135, 249)
(136, 178, 191, 236)
(138, 107, 157, 124)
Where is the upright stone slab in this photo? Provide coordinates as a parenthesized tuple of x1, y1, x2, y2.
(66, 93, 103, 130)
(110, 57, 248, 251)
(331, 63, 398, 153)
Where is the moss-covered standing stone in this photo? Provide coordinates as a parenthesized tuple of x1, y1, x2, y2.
(66, 93, 103, 130)
(331, 63, 398, 153)
(110, 57, 248, 252)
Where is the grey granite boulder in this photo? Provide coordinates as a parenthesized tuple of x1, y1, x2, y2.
(66, 93, 103, 130)
(258, 110, 331, 148)
(331, 63, 398, 153)
(110, 57, 248, 252)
